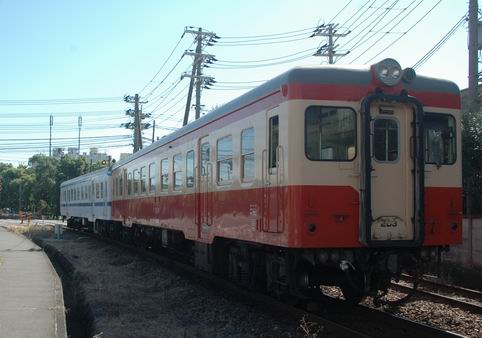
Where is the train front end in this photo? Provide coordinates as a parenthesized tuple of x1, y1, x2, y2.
(288, 59, 462, 303)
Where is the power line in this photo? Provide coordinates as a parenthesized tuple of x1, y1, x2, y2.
(413, 15, 467, 70)
(138, 35, 185, 95)
(364, 0, 442, 64)
(0, 97, 121, 106)
(218, 26, 318, 39)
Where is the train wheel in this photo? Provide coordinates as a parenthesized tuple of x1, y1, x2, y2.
(340, 284, 365, 304)
(340, 269, 366, 304)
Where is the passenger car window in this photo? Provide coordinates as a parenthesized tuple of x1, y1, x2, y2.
(161, 158, 169, 191)
(173, 154, 183, 190)
(217, 136, 232, 183)
(186, 150, 194, 188)
(305, 106, 356, 161)
(241, 127, 255, 180)
(424, 113, 456, 165)
(149, 162, 156, 192)
(133, 169, 139, 194)
(140, 166, 147, 193)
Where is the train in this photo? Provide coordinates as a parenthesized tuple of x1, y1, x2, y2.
(60, 58, 462, 304)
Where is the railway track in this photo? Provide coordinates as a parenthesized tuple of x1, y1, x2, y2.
(391, 276, 482, 315)
(56, 226, 463, 338)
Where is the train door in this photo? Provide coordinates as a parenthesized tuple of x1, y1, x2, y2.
(369, 103, 415, 241)
(196, 136, 212, 239)
(263, 107, 284, 233)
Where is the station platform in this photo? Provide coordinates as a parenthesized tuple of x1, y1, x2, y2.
(0, 224, 67, 338)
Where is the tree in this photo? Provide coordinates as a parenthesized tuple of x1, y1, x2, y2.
(462, 109, 482, 214)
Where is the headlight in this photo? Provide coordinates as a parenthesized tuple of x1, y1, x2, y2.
(374, 58, 402, 86)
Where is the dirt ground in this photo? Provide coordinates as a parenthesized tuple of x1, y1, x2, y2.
(6, 221, 318, 338)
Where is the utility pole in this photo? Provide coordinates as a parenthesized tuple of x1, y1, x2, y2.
(49, 115, 53, 157)
(78, 116, 82, 155)
(182, 27, 218, 125)
(152, 120, 156, 143)
(468, 0, 479, 113)
(313, 23, 350, 64)
(123, 94, 149, 153)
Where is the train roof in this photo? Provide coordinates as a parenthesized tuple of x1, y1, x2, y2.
(113, 63, 460, 169)
(60, 167, 111, 188)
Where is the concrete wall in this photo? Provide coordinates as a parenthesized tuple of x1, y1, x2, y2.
(444, 218, 482, 268)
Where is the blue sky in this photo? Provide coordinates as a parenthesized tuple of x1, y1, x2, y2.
(0, 0, 470, 164)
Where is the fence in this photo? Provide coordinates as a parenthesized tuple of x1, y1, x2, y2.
(444, 218, 482, 268)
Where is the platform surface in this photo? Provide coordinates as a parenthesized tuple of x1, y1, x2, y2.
(0, 223, 67, 338)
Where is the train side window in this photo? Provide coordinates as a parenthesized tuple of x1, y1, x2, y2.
(373, 118, 399, 162)
(241, 127, 255, 181)
(133, 169, 139, 194)
(201, 142, 210, 176)
(173, 154, 183, 190)
(217, 135, 233, 183)
(140, 166, 147, 194)
(149, 162, 156, 193)
(424, 113, 456, 165)
(269, 116, 279, 169)
(119, 174, 124, 197)
(161, 158, 169, 192)
(127, 172, 132, 196)
(186, 150, 195, 188)
(305, 106, 356, 161)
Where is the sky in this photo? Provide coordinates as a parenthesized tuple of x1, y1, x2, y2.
(0, 0, 471, 165)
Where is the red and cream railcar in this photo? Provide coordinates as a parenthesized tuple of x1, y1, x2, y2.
(107, 59, 461, 302)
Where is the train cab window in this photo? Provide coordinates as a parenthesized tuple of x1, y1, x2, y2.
(133, 169, 139, 194)
(217, 135, 233, 183)
(241, 127, 255, 181)
(269, 116, 279, 169)
(424, 113, 456, 165)
(140, 166, 147, 194)
(148, 163, 156, 193)
(201, 142, 210, 176)
(100, 182, 104, 199)
(305, 106, 356, 161)
(173, 154, 183, 190)
(373, 118, 399, 162)
(95, 183, 100, 199)
(186, 150, 194, 188)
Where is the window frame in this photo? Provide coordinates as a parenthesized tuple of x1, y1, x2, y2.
(241, 127, 255, 182)
(217, 135, 233, 184)
(140, 166, 147, 194)
(424, 112, 457, 166)
(160, 158, 169, 192)
(186, 150, 195, 188)
(173, 153, 183, 191)
(372, 116, 400, 164)
(148, 162, 156, 193)
(127, 172, 132, 196)
(304, 105, 357, 162)
(133, 169, 140, 195)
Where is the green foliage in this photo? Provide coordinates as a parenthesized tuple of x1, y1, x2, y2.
(462, 110, 482, 214)
(0, 155, 109, 216)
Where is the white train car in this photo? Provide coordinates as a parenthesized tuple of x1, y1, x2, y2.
(60, 167, 112, 230)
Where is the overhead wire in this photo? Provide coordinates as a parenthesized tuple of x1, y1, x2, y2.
(364, 0, 443, 63)
(413, 14, 467, 70)
(138, 35, 184, 95)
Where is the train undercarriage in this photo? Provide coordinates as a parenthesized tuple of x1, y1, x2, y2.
(66, 217, 446, 305)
